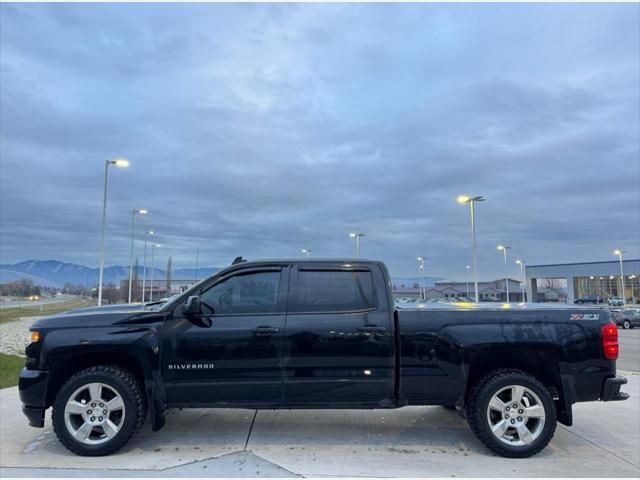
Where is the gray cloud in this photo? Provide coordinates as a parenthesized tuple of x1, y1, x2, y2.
(1, 3, 638, 280)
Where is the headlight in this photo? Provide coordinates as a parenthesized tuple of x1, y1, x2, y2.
(29, 331, 40, 343)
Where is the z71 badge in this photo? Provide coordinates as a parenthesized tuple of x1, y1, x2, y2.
(570, 313, 600, 320)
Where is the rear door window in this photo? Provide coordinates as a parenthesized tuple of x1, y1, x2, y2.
(291, 269, 375, 313)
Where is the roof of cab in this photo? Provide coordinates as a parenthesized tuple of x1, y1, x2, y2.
(241, 258, 381, 264)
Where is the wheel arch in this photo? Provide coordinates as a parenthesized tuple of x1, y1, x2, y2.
(45, 352, 146, 407)
(463, 347, 571, 425)
(44, 338, 166, 432)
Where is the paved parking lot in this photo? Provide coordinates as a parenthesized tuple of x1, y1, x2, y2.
(0, 372, 638, 477)
(618, 329, 640, 372)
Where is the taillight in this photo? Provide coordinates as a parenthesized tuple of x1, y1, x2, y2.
(601, 322, 619, 360)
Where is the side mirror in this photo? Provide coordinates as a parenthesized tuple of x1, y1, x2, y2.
(185, 295, 200, 315)
(184, 296, 212, 328)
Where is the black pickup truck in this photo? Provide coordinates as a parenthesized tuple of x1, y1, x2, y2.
(19, 259, 628, 458)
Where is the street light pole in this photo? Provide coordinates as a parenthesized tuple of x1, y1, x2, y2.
(128, 209, 148, 303)
(614, 250, 626, 305)
(497, 245, 511, 302)
(97, 158, 129, 306)
(142, 230, 154, 302)
(195, 248, 199, 282)
(516, 259, 526, 302)
(465, 265, 470, 298)
(457, 195, 485, 303)
(349, 233, 365, 257)
(609, 276, 614, 297)
(417, 257, 425, 300)
(149, 244, 161, 302)
(302, 249, 311, 258)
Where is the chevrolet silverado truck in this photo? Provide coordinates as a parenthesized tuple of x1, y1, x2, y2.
(19, 259, 628, 457)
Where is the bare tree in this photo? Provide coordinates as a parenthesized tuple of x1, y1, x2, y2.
(165, 255, 172, 295)
(540, 278, 563, 294)
(132, 257, 141, 301)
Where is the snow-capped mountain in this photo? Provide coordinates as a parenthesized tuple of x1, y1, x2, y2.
(0, 260, 220, 288)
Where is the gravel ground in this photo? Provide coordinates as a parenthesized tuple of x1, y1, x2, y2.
(0, 317, 40, 356)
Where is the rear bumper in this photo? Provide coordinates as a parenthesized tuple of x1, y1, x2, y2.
(18, 368, 49, 427)
(601, 376, 629, 402)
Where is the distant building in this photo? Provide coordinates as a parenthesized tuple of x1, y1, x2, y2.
(526, 259, 640, 304)
(392, 278, 524, 302)
(120, 279, 200, 300)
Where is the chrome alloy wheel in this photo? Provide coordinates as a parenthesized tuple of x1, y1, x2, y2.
(486, 384, 546, 446)
(63, 382, 126, 445)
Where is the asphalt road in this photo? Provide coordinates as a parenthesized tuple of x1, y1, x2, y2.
(0, 294, 77, 309)
(0, 375, 637, 478)
(619, 329, 640, 372)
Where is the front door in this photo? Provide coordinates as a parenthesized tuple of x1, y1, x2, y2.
(283, 263, 394, 404)
(163, 266, 287, 405)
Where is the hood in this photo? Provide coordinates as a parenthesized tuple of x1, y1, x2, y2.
(66, 303, 149, 314)
(31, 305, 166, 330)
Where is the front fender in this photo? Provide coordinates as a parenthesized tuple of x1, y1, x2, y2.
(41, 322, 167, 431)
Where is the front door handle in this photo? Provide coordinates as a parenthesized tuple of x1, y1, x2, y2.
(357, 325, 387, 333)
(252, 326, 280, 336)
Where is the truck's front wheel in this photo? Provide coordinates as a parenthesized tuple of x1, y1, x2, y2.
(52, 365, 146, 456)
(466, 369, 556, 458)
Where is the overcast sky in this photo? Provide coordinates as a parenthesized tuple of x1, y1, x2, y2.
(1, 3, 638, 280)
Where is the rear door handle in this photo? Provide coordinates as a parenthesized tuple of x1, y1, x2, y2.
(252, 326, 280, 336)
(357, 326, 387, 333)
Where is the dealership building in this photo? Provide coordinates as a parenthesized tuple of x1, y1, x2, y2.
(526, 259, 640, 304)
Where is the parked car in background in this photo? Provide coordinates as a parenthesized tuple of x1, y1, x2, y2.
(608, 297, 624, 307)
(575, 295, 601, 304)
(614, 307, 640, 329)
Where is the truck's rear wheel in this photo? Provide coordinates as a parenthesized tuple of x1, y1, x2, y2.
(466, 369, 556, 458)
(52, 365, 146, 456)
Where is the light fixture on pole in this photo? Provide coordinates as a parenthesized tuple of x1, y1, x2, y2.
(417, 257, 425, 300)
(516, 259, 526, 302)
(97, 158, 129, 306)
(195, 248, 199, 282)
(457, 195, 485, 303)
(128, 209, 148, 303)
(302, 249, 311, 258)
(141, 230, 154, 302)
(614, 249, 626, 305)
(349, 232, 365, 257)
(497, 245, 511, 302)
(465, 265, 471, 298)
(149, 243, 161, 302)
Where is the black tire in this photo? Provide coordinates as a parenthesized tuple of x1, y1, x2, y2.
(52, 365, 147, 456)
(466, 369, 556, 458)
(623, 320, 631, 330)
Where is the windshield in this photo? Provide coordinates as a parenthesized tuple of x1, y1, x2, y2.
(153, 276, 215, 312)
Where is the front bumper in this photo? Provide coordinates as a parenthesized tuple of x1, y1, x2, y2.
(18, 368, 49, 427)
(601, 376, 629, 401)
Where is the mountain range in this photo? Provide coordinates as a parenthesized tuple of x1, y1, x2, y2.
(0, 260, 442, 289)
(0, 260, 220, 288)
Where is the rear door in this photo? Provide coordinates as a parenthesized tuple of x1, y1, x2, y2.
(283, 263, 394, 404)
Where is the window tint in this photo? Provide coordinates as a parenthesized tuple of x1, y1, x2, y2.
(200, 271, 281, 314)
(292, 270, 374, 312)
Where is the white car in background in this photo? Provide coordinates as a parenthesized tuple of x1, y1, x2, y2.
(608, 297, 624, 307)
